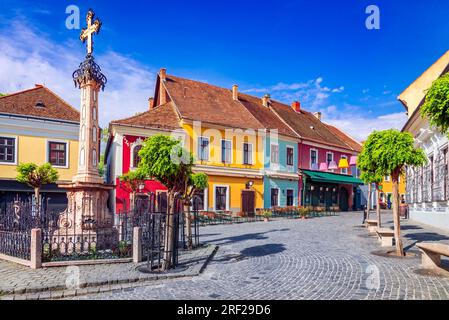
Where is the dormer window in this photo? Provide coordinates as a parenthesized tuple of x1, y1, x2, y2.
(35, 101, 45, 108)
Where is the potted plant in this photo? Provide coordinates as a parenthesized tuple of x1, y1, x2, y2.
(298, 207, 310, 220)
(262, 210, 272, 222)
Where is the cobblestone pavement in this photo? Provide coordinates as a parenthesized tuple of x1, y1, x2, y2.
(0, 244, 216, 299)
(63, 211, 449, 300)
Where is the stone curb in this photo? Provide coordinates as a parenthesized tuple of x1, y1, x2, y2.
(0, 245, 218, 300)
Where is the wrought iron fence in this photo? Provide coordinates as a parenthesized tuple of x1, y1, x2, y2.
(0, 194, 202, 269)
(0, 199, 38, 260)
(0, 230, 30, 260)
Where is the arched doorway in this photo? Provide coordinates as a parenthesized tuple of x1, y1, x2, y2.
(339, 187, 349, 212)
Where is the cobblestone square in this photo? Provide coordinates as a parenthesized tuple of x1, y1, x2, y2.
(64, 211, 449, 300)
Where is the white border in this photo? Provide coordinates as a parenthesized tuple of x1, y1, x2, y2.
(198, 136, 210, 162)
(326, 151, 334, 172)
(286, 145, 295, 172)
(310, 148, 318, 170)
(221, 139, 233, 164)
(46, 139, 69, 169)
(242, 142, 254, 165)
(270, 143, 280, 170)
(213, 185, 230, 211)
(130, 138, 144, 170)
(0, 134, 18, 165)
(270, 187, 280, 207)
(340, 155, 348, 174)
(286, 188, 295, 206)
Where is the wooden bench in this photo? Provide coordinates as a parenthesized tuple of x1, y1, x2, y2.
(417, 243, 449, 271)
(376, 228, 394, 247)
(365, 219, 378, 233)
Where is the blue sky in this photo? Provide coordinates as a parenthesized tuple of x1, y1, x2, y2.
(1, 0, 449, 140)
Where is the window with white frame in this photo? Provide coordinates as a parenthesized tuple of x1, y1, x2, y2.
(131, 144, 143, 168)
(286, 147, 294, 167)
(48, 141, 68, 167)
(0, 136, 16, 164)
(271, 144, 279, 164)
(198, 137, 210, 161)
(341, 155, 348, 174)
(310, 149, 318, 169)
(385, 175, 390, 182)
(243, 143, 253, 165)
(271, 188, 279, 207)
(326, 152, 334, 166)
(221, 140, 232, 164)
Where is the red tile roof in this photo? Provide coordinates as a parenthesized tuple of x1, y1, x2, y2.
(0, 85, 79, 122)
(111, 101, 182, 130)
(238, 93, 299, 138)
(113, 71, 361, 153)
(325, 124, 362, 153)
(163, 75, 265, 130)
(269, 101, 358, 151)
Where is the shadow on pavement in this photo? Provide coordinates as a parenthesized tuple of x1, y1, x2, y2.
(240, 243, 286, 257)
(203, 229, 290, 246)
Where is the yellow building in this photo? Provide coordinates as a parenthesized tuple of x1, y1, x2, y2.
(378, 174, 406, 207)
(0, 85, 80, 210)
(107, 69, 275, 213)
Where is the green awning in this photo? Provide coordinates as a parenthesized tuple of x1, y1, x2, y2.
(302, 170, 364, 185)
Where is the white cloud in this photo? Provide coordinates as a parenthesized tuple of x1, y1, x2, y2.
(0, 20, 156, 127)
(244, 77, 345, 110)
(325, 112, 408, 142)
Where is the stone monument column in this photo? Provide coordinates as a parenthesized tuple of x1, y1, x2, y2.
(57, 9, 115, 249)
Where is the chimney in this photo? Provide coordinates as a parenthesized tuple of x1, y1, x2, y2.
(35, 84, 43, 88)
(313, 112, 322, 121)
(292, 101, 301, 112)
(148, 97, 154, 111)
(232, 85, 239, 101)
(159, 68, 167, 105)
(159, 68, 167, 81)
(262, 94, 271, 107)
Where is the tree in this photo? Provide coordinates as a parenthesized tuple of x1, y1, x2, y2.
(421, 73, 449, 134)
(119, 169, 147, 210)
(138, 135, 194, 270)
(182, 173, 208, 249)
(16, 163, 59, 210)
(359, 130, 426, 256)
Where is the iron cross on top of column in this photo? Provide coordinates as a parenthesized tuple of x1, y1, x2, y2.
(80, 9, 102, 55)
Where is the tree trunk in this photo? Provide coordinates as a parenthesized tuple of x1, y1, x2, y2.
(366, 183, 372, 220)
(163, 191, 175, 270)
(392, 169, 404, 256)
(376, 186, 382, 228)
(183, 203, 193, 250)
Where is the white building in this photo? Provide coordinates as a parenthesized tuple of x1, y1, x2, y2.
(400, 50, 449, 231)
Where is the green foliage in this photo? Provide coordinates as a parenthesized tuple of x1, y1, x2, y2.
(190, 173, 208, 191)
(16, 163, 59, 189)
(421, 73, 449, 133)
(101, 128, 109, 143)
(262, 210, 272, 218)
(98, 154, 106, 177)
(0, 93, 6, 97)
(357, 130, 426, 177)
(119, 168, 147, 193)
(298, 207, 310, 218)
(138, 135, 194, 192)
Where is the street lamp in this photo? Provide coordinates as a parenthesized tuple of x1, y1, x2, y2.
(246, 180, 254, 189)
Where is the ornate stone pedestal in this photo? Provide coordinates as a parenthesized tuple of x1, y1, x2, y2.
(56, 181, 116, 252)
